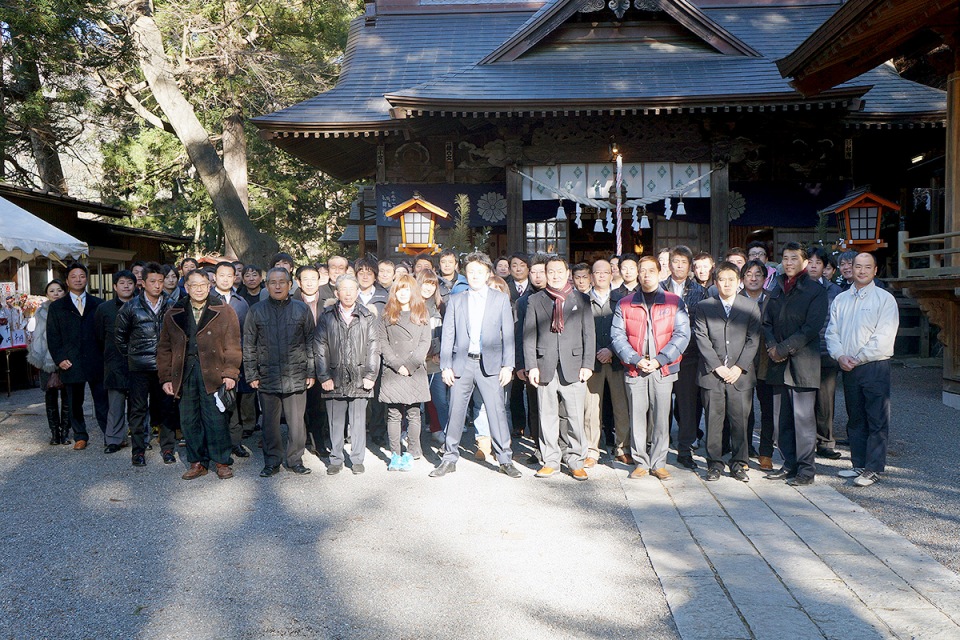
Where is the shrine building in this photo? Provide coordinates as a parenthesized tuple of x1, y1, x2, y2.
(253, 0, 948, 265)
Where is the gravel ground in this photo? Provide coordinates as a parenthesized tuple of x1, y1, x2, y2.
(807, 362, 960, 573)
(0, 392, 677, 640)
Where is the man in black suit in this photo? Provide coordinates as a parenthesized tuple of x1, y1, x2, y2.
(694, 262, 762, 482)
(430, 252, 521, 478)
(46, 262, 109, 449)
(505, 252, 530, 302)
(94, 270, 137, 454)
(513, 254, 546, 457)
(763, 242, 828, 486)
(610, 253, 640, 303)
(524, 256, 596, 481)
(660, 245, 707, 470)
(356, 257, 389, 316)
(807, 246, 843, 460)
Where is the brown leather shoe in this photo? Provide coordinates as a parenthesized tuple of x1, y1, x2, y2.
(615, 454, 635, 465)
(651, 467, 672, 480)
(534, 466, 557, 478)
(215, 463, 234, 480)
(181, 462, 208, 480)
(474, 436, 492, 460)
(758, 456, 774, 471)
(584, 457, 598, 469)
(628, 466, 648, 479)
(73, 440, 87, 450)
(571, 468, 588, 481)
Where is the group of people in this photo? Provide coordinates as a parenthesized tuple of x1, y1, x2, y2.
(25, 241, 899, 488)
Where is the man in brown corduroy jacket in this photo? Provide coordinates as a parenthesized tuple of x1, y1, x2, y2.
(158, 270, 242, 480)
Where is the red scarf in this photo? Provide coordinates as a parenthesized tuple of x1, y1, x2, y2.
(783, 274, 799, 294)
(544, 282, 573, 333)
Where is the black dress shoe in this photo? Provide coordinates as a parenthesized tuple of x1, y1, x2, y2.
(287, 464, 311, 475)
(162, 451, 177, 464)
(677, 454, 698, 470)
(705, 467, 721, 481)
(104, 443, 123, 454)
(787, 475, 815, 486)
(232, 445, 250, 458)
(259, 465, 281, 477)
(765, 468, 795, 480)
(499, 463, 522, 479)
(429, 462, 456, 477)
(132, 454, 146, 467)
(816, 447, 843, 460)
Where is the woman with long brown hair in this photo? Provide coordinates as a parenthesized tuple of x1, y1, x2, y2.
(378, 274, 432, 471)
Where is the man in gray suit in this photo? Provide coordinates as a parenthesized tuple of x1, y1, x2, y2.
(430, 252, 522, 478)
(524, 256, 596, 481)
(694, 262, 762, 482)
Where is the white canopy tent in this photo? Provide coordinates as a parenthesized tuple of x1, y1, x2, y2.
(0, 194, 88, 262)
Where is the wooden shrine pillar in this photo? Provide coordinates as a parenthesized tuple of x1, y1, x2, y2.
(946, 54, 960, 267)
(709, 161, 730, 259)
(506, 166, 525, 254)
(941, 49, 960, 407)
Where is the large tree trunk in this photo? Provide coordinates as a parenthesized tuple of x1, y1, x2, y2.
(126, 2, 278, 266)
(13, 47, 68, 193)
(222, 111, 247, 259)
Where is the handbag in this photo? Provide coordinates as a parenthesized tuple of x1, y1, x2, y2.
(45, 370, 64, 391)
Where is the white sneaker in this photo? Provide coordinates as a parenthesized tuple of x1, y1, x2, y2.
(837, 467, 864, 478)
(853, 471, 879, 487)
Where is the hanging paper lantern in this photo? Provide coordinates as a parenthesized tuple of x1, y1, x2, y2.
(676, 199, 686, 216)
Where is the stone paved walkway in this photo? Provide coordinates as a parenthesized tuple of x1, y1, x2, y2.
(622, 456, 960, 640)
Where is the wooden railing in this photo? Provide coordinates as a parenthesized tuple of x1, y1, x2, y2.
(898, 230, 960, 278)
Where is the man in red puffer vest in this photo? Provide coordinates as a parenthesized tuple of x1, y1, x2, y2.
(611, 255, 690, 481)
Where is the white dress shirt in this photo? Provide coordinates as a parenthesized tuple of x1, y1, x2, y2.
(467, 286, 488, 354)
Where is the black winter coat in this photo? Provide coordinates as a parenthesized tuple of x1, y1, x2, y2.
(95, 298, 129, 390)
(377, 311, 431, 405)
(46, 293, 104, 385)
(762, 272, 828, 389)
(115, 292, 174, 372)
(243, 297, 316, 394)
(660, 277, 707, 358)
(315, 303, 381, 399)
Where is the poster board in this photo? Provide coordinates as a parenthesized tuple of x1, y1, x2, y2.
(0, 283, 26, 350)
